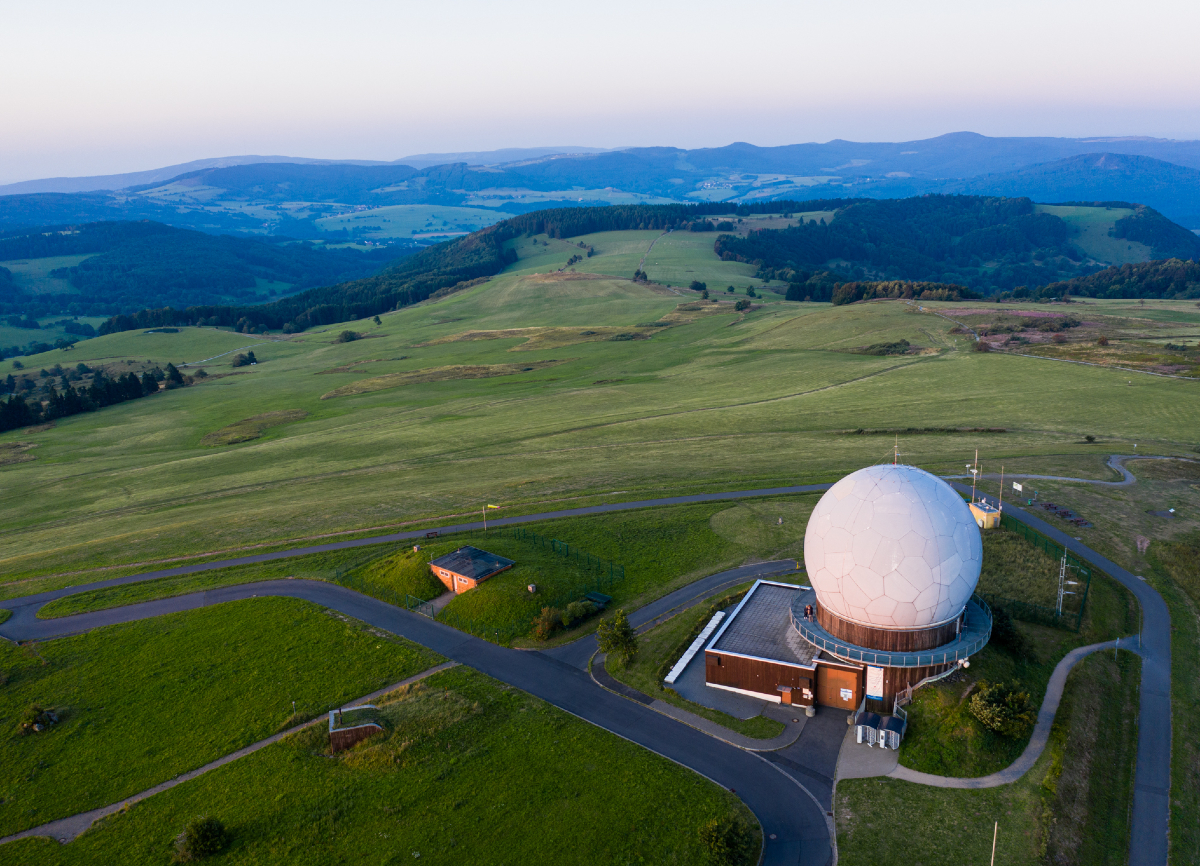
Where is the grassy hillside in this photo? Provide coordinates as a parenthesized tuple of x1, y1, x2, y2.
(4, 665, 754, 866)
(2, 220, 1200, 582)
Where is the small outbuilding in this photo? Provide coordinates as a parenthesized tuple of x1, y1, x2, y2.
(430, 546, 515, 594)
(969, 500, 1001, 529)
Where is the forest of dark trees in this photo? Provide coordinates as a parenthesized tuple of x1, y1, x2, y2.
(715, 196, 1089, 292)
(87, 197, 1200, 336)
(715, 197, 1200, 295)
(0, 361, 187, 433)
(0, 221, 405, 319)
(1040, 258, 1200, 300)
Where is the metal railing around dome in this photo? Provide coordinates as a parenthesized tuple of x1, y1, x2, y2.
(789, 594, 993, 669)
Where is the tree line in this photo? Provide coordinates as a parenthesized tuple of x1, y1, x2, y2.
(1037, 258, 1200, 301)
(0, 363, 188, 433)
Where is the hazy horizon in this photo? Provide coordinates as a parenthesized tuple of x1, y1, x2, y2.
(4, 0, 1199, 185)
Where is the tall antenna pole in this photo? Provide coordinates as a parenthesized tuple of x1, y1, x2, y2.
(999, 465, 1004, 512)
(894, 435, 899, 465)
(972, 449, 979, 502)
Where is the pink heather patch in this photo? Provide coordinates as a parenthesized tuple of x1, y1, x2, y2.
(956, 309, 1068, 318)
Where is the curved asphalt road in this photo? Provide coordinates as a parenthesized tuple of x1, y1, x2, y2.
(0, 472, 1173, 865)
(956, 483, 1170, 866)
(1, 575, 830, 866)
(1, 485, 831, 613)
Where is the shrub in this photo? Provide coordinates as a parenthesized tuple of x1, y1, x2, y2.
(699, 816, 756, 865)
(174, 816, 230, 862)
(734, 299, 751, 311)
(1085, 434, 1096, 443)
(597, 609, 638, 666)
(973, 339, 990, 352)
(19, 704, 57, 735)
(715, 221, 735, 231)
(335, 330, 361, 343)
(531, 607, 563, 641)
(230, 351, 257, 368)
(968, 680, 1036, 737)
(1052, 332, 1067, 344)
(689, 280, 707, 292)
(1097, 335, 1109, 346)
(561, 600, 596, 629)
(701, 289, 709, 300)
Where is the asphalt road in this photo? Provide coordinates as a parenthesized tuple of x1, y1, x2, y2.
(959, 484, 1171, 866)
(0, 475, 1173, 864)
(2, 485, 832, 613)
(1, 577, 831, 866)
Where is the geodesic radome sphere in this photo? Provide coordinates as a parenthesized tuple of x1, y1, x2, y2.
(804, 464, 982, 629)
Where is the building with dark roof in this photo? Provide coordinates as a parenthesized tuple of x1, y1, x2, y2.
(429, 546, 515, 594)
(704, 581, 863, 711)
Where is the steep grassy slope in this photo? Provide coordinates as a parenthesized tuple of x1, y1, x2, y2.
(2, 227, 1200, 583)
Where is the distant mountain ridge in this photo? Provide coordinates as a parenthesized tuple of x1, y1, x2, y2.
(5, 133, 1200, 238)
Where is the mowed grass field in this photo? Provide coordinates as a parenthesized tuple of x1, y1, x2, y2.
(3, 227, 1200, 586)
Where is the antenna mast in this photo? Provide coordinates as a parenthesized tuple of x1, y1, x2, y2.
(999, 465, 1004, 512)
(972, 449, 979, 502)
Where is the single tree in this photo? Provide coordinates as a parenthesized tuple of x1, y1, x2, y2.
(174, 816, 230, 862)
(596, 609, 637, 666)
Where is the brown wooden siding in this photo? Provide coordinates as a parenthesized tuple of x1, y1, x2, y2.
(816, 603, 960, 651)
(704, 652, 816, 706)
(815, 664, 862, 710)
(330, 723, 383, 753)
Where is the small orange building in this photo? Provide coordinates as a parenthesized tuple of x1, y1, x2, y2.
(430, 546, 515, 594)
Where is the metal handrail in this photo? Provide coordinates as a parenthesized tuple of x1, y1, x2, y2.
(789, 593, 992, 669)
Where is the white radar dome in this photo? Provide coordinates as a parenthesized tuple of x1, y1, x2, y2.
(804, 464, 982, 629)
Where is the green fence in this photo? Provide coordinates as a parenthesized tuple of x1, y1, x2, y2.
(986, 511, 1094, 631)
(492, 526, 625, 581)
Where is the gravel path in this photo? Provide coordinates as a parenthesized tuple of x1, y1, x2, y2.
(886, 639, 1127, 788)
(0, 662, 459, 846)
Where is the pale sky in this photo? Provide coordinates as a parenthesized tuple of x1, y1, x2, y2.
(3, 0, 1200, 183)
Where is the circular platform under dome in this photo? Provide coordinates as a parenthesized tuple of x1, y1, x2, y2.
(804, 464, 982, 630)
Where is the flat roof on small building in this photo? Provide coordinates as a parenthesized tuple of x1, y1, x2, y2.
(430, 546, 515, 581)
(707, 581, 820, 667)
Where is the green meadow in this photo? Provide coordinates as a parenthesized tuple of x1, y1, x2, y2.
(3, 224, 1200, 586)
(0, 598, 441, 837)
(3, 666, 754, 866)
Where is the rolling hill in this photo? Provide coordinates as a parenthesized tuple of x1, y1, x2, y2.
(87, 197, 1200, 339)
(0, 222, 407, 321)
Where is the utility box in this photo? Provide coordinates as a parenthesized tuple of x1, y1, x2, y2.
(855, 711, 881, 746)
(878, 715, 905, 750)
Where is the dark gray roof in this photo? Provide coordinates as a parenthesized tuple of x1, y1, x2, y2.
(708, 582, 818, 667)
(430, 546, 515, 581)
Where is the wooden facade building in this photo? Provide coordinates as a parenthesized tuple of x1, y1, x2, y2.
(704, 581, 864, 712)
